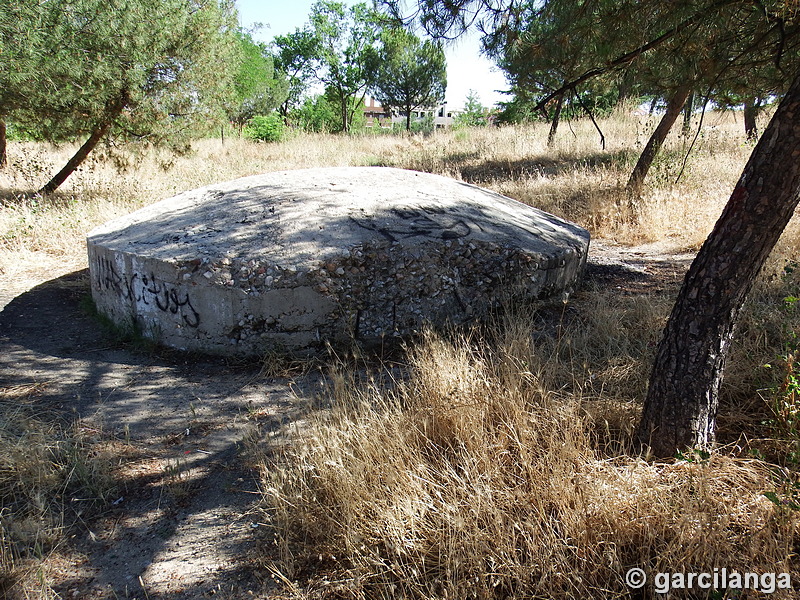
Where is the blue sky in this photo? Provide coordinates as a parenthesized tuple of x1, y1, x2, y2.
(235, 0, 510, 109)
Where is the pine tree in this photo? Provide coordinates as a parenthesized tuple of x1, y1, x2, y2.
(1, 0, 239, 193)
(371, 27, 446, 131)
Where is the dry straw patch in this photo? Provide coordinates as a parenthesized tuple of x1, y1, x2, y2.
(259, 328, 799, 599)
(0, 385, 119, 598)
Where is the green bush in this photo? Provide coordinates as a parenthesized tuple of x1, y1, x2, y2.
(245, 113, 284, 142)
(289, 91, 367, 134)
(291, 95, 338, 133)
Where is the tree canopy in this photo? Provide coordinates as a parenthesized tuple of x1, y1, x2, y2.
(228, 30, 289, 132)
(307, 0, 381, 132)
(0, 0, 239, 192)
(273, 26, 320, 118)
(371, 27, 446, 131)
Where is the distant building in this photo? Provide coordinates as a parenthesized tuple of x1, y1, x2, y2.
(363, 97, 462, 129)
(363, 97, 392, 128)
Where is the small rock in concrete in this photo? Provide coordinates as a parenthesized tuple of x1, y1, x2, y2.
(87, 167, 590, 356)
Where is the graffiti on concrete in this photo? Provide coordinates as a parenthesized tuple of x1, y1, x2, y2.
(350, 205, 471, 242)
(95, 257, 200, 328)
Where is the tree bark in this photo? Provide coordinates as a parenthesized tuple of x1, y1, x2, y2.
(339, 91, 349, 133)
(547, 93, 564, 147)
(637, 72, 800, 457)
(0, 119, 7, 169)
(39, 93, 127, 195)
(39, 120, 113, 195)
(627, 83, 692, 192)
(682, 92, 694, 138)
(743, 99, 759, 140)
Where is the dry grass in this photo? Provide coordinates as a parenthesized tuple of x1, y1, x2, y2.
(0, 385, 119, 598)
(256, 273, 800, 599)
(259, 323, 799, 599)
(0, 108, 757, 285)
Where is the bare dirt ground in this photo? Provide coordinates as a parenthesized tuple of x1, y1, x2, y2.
(0, 239, 695, 599)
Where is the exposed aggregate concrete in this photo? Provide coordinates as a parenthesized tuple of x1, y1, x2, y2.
(87, 167, 590, 355)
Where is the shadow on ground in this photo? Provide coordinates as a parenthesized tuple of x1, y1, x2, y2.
(0, 242, 694, 598)
(0, 270, 321, 598)
(458, 150, 634, 185)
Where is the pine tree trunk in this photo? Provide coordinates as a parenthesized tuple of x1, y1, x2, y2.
(547, 93, 564, 147)
(637, 72, 800, 457)
(743, 100, 758, 140)
(39, 120, 113, 195)
(39, 92, 127, 195)
(627, 83, 692, 192)
(0, 119, 7, 169)
(682, 92, 694, 137)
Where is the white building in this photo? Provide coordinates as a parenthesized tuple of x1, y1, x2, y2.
(363, 98, 462, 129)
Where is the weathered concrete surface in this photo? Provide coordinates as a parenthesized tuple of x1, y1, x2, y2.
(87, 167, 590, 355)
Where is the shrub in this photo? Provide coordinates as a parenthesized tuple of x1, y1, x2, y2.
(245, 113, 285, 143)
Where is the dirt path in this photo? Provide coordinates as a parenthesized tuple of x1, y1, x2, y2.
(0, 270, 322, 598)
(0, 240, 694, 599)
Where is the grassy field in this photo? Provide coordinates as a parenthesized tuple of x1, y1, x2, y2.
(0, 109, 767, 282)
(2, 110, 800, 598)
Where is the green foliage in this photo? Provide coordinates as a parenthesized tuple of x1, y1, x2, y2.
(306, 0, 380, 132)
(291, 92, 365, 133)
(454, 90, 489, 128)
(763, 290, 800, 465)
(475, 0, 800, 131)
(272, 26, 320, 116)
(245, 113, 285, 142)
(764, 487, 800, 512)
(371, 27, 446, 131)
(292, 95, 338, 133)
(229, 29, 289, 130)
(410, 111, 436, 134)
(675, 448, 711, 464)
(7, 0, 238, 141)
(483, 0, 624, 123)
(0, 0, 239, 189)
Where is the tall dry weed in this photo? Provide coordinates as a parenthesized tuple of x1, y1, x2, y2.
(0, 385, 118, 598)
(260, 326, 799, 599)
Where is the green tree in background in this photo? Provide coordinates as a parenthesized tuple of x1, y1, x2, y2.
(228, 30, 289, 134)
(0, 0, 238, 194)
(371, 27, 446, 131)
(308, 0, 380, 133)
(273, 26, 320, 118)
(291, 91, 365, 133)
(454, 91, 488, 127)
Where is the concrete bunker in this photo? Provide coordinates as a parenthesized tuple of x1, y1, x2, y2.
(87, 167, 590, 355)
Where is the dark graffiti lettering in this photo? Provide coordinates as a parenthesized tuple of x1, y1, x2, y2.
(94, 257, 200, 328)
(350, 205, 472, 242)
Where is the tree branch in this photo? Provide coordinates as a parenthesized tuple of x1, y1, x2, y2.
(532, 0, 738, 113)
